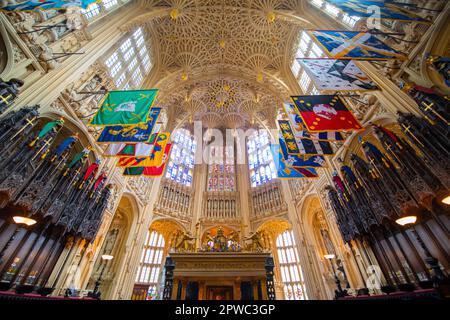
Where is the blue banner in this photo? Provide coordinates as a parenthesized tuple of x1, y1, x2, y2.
(1, 0, 98, 11)
(279, 137, 325, 168)
(97, 107, 161, 144)
(308, 30, 407, 60)
(326, 0, 429, 22)
(271, 145, 318, 179)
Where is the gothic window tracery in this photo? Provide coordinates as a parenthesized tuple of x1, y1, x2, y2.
(81, 4, 101, 19)
(134, 230, 165, 300)
(276, 230, 308, 300)
(104, 27, 152, 89)
(82, 0, 125, 21)
(247, 130, 277, 188)
(207, 145, 236, 192)
(309, 0, 360, 27)
(290, 31, 325, 94)
(165, 129, 196, 187)
(103, 0, 119, 10)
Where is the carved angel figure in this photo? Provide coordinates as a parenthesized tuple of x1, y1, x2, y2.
(244, 231, 264, 252)
(174, 230, 195, 252)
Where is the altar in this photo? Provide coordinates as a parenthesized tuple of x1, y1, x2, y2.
(162, 252, 275, 300)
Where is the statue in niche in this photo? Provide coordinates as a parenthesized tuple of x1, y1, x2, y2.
(336, 258, 351, 289)
(39, 45, 59, 70)
(65, 8, 84, 31)
(174, 230, 195, 252)
(213, 226, 228, 251)
(0, 78, 24, 114)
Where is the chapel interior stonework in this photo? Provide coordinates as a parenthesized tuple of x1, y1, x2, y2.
(0, 0, 449, 302)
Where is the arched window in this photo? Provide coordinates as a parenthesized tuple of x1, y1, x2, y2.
(165, 129, 196, 187)
(276, 230, 308, 300)
(102, 0, 118, 10)
(207, 145, 236, 191)
(309, 0, 360, 27)
(105, 27, 152, 89)
(247, 130, 277, 187)
(290, 31, 325, 95)
(81, 3, 101, 19)
(134, 231, 165, 300)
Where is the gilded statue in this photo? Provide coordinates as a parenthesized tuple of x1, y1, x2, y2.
(205, 231, 214, 244)
(200, 227, 242, 252)
(228, 230, 240, 243)
(174, 230, 195, 252)
(213, 227, 228, 251)
(244, 231, 265, 252)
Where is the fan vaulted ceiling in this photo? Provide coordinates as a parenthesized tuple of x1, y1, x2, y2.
(123, 0, 313, 128)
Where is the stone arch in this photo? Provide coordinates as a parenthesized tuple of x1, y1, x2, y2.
(298, 194, 340, 299)
(420, 8, 450, 93)
(298, 195, 333, 256)
(256, 218, 292, 238)
(253, 218, 292, 251)
(148, 217, 187, 250)
(86, 192, 141, 299)
(0, 20, 14, 78)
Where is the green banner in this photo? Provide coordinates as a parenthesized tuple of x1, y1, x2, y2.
(90, 89, 158, 126)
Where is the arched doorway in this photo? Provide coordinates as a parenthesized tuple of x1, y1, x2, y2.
(86, 194, 139, 299)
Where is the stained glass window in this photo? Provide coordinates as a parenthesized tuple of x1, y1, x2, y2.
(105, 27, 152, 89)
(207, 145, 236, 191)
(276, 230, 308, 300)
(134, 231, 165, 300)
(165, 129, 196, 187)
(247, 130, 277, 188)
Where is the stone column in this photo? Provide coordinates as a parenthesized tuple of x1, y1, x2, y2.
(236, 160, 251, 235)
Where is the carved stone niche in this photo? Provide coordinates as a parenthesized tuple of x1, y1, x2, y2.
(352, 93, 377, 121)
(0, 15, 27, 79)
(0, 27, 7, 75)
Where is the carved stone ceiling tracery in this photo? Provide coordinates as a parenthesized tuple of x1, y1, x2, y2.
(126, 0, 312, 128)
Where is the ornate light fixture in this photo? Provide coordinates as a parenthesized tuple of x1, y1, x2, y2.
(13, 216, 37, 226)
(324, 254, 335, 260)
(101, 254, 114, 261)
(256, 72, 264, 83)
(395, 215, 417, 226)
(266, 11, 276, 23)
(441, 195, 450, 205)
(219, 38, 226, 49)
(170, 8, 179, 20)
